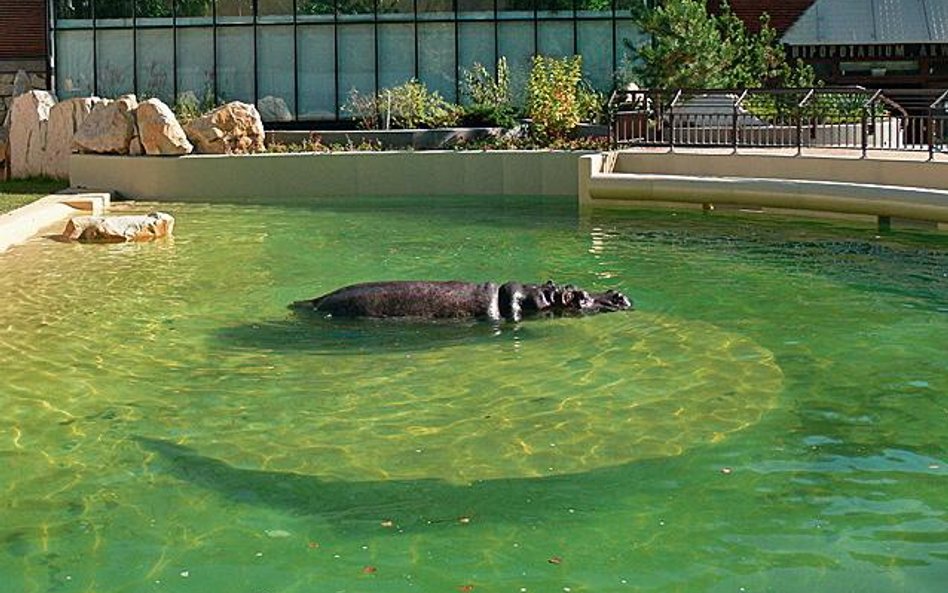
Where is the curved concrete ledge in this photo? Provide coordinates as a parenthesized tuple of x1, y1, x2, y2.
(587, 172, 948, 222)
(579, 152, 948, 226)
(0, 191, 111, 252)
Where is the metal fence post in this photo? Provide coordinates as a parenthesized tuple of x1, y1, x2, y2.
(929, 106, 935, 162)
(795, 106, 802, 156)
(732, 94, 738, 153)
(861, 106, 868, 158)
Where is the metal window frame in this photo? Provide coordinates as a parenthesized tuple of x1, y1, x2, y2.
(47, 0, 636, 123)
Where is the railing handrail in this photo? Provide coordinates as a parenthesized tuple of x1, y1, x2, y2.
(931, 89, 948, 110)
(608, 86, 947, 157)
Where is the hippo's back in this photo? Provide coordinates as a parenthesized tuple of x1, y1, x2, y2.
(307, 281, 499, 319)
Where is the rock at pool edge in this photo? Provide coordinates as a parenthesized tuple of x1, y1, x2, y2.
(61, 212, 175, 243)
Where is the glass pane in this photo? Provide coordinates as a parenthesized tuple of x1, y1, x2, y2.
(337, 0, 376, 18)
(217, 26, 256, 103)
(577, 20, 612, 90)
(378, 24, 415, 89)
(259, 0, 294, 22)
(578, 0, 612, 17)
(217, 0, 254, 24)
(135, 0, 174, 18)
(378, 0, 414, 19)
(55, 30, 94, 98)
(538, 21, 573, 56)
(418, 22, 456, 103)
(297, 0, 336, 18)
(615, 18, 646, 81)
(298, 25, 337, 120)
(54, 0, 92, 20)
(96, 29, 135, 97)
(338, 24, 375, 116)
(459, 0, 494, 17)
(458, 21, 496, 79)
(176, 0, 213, 18)
(137, 28, 175, 103)
(616, 0, 649, 18)
(498, 0, 533, 19)
(497, 21, 534, 99)
(537, 0, 573, 16)
(177, 27, 215, 104)
(458, 22, 496, 105)
(95, 0, 133, 19)
(257, 25, 296, 120)
(418, 0, 454, 19)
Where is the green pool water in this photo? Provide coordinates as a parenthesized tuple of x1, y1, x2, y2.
(1, 196, 945, 593)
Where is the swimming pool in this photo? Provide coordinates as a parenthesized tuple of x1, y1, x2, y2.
(1, 196, 945, 592)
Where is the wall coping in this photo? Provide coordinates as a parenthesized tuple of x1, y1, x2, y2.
(0, 191, 110, 253)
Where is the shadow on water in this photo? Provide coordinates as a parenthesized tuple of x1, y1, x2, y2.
(214, 313, 531, 355)
(134, 437, 644, 531)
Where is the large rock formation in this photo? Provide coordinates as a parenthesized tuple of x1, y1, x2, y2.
(44, 97, 101, 179)
(61, 212, 175, 243)
(185, 101, 265, 154)
(136, 98, 193, 155)
(73, 94, 139, 154)
(9, 90, 56, 178)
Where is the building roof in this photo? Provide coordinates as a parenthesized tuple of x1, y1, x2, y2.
(709, 1, 816, 36)
(783, 0, 948, 45)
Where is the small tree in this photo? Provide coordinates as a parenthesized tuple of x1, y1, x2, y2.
(632, 0, 815, 89)
(526, 55, 585, 142)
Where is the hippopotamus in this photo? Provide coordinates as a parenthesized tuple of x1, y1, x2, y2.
(290, 280, 632, 322)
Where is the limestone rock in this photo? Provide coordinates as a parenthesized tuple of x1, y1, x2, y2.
(136, 98, 193, 155)
(44, 97, 101, 179)
(13, 70, 32, 97)
(128, 135, 144, 156)
(0, 126, 8, 181)
(258, 96, 293, 122)
(10, 90, 56, 178)
(61, 212, 175, 243)
(185, 101, 265, 154)
(73, 95, 139, 154)
(0, 126, 7, 163)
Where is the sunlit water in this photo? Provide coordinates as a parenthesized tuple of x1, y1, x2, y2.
(1, 196, 945, 593)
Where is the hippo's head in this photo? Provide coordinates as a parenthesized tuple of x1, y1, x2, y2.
(516, 281, 632, 318)
(554, 285, 633, 315)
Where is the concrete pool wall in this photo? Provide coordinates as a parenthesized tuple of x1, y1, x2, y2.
(66, 148, 948, 228)
(69, 151, 587, 201)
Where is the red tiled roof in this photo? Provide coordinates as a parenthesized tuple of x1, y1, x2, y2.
(0, 0, 48, 60)
(708, 0, 816, 35)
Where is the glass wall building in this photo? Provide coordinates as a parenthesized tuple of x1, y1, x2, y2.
(50, 0, 648, 123)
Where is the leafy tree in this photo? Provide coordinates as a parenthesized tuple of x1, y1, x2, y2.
(632, 0, 815, 89)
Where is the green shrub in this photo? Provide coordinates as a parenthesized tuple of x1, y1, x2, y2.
(345, 80, 460, 130)
(460, 58, 518, 128)
(173, 88, 219, 125)
(576, 81, 607, 125)
(526, 55, 585, 141)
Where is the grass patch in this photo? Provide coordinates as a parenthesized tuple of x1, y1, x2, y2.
(0, 177, 69, 214)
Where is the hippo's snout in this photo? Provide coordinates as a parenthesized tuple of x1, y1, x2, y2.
(588, 289, 633, 312)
